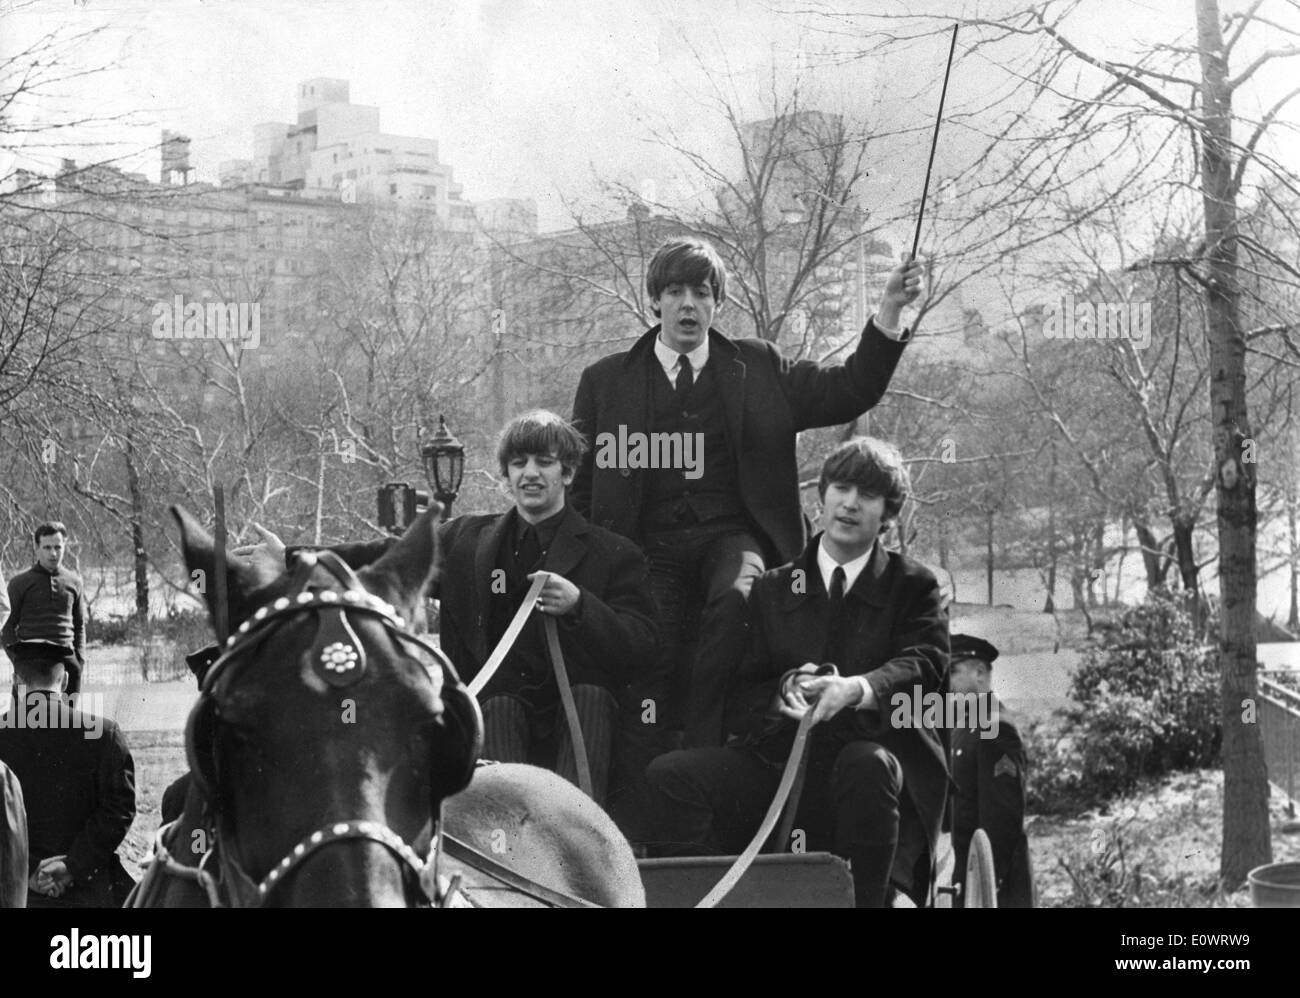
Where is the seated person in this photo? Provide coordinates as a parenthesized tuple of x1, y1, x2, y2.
(0, 656, 136, 907)
(251, 410, 660, 807)
(948, 634, 1032, 907)
(646, 436, 949, 907)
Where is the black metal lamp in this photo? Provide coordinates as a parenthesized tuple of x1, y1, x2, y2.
(421, 414, 465, 521)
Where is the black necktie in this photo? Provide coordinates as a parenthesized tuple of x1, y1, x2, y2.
(516, 524, 541, 575)
(830, 566, 846, 604)
(827, 566, 848, 664)
(674, 355, 693, 399)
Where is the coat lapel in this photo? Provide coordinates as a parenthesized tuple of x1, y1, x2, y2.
(542, 506, 590, 579)
(620, 327, 658, 433)
(709, 330, 746, 455)
(846, 541, 892, 608)
(471, 511, 515, 662)
(780, 544, 832, 652)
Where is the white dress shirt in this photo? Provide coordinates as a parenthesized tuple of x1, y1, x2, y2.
(873, 312, 905, 340)
(654, 333, 710, 385)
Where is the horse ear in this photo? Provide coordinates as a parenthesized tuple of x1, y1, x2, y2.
(171, 505, 281, 629)
(358, 503, 442, 617)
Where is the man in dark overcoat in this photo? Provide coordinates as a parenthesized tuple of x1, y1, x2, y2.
(948, 633, 1033, 908)
(646, 437, 948, 907)
(0, 656, 136, 907)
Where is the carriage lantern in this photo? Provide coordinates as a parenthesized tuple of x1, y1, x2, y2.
(422, 414, 464, 522)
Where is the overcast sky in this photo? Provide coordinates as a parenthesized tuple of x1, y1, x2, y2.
(3, 0, 1298, 232)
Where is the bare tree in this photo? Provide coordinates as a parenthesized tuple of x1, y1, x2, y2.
(808, 0, 1300, 887)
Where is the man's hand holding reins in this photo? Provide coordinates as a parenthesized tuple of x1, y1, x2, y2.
(778, 664, 875, 724)
(528, 571, 582, 616)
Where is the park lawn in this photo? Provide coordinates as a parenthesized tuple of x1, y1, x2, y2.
(122, 730, 190, 878)
(1031, 767, 1300, 907)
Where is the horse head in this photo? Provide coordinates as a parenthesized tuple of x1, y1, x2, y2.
(171, 505, 481, 907)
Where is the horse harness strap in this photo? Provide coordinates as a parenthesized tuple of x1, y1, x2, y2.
(694, 709, 817, 908)
(130, 820, 222, 908)
(441, 833, 600, 908)
(466, 573, 547, 697)
(137, 816, 474, 909)
(235, 819, 435, 906)
(470, 572, 594, 799)
(542, 601, 593, 798)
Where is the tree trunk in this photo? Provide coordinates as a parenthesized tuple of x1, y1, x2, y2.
(1089, 518, 1106, 607)
(1289, 493, 1299, 633)
(1044, 441, 1057, 613)
(314, 437, 326, 545)
(985, 509, 995, 606)
(1197, 0, 1270, 887)
(1069, 567, 1086, 611)
(1113, 516, 1128, 606)
(125, 433, 148, 620)
(1171, 517, 1200, 602)
(1132, 517, 1168, 591)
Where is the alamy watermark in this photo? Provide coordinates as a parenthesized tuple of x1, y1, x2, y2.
(594, 425, 704, 479)
(50, 930, 151, 978)
(1042, 293, 1151, 350)
(151, 294, 261, 348)
(0, 688, 105, 739)
(889, 685, 1000, 739)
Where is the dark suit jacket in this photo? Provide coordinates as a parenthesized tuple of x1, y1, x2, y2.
(315, 505, 660, 699)
(570, 322, 907, 563)
(951, 697, 1033, 908)
(728, 538, 950, 882)
(0, 694, 136, 907)
(432, 506, 659, 697)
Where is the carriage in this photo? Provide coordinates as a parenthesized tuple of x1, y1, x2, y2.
(638, 832, 999, 908)
(131, 503, 1013, 910)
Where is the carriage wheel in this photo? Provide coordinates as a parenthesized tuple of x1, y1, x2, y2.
(964, 829, 998, 909)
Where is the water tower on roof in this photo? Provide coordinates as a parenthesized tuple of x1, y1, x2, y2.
(161, 130, 192, 185)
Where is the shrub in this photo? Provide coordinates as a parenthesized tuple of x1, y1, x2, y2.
(1029, 589, 1220, 812)
(85, 613, 134, 645)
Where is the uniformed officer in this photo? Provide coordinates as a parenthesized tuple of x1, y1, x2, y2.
(948, 634, 1033, 908)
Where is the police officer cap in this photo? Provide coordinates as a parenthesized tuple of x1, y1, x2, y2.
(950, 634, 999, 666)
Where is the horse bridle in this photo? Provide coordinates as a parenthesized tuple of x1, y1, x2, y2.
(184, 549, 482, 908)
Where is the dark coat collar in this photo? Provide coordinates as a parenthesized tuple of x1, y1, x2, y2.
(782, 535, 891, 610)
(622, 324, 741, 368)
(542, 504, 591, 580)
